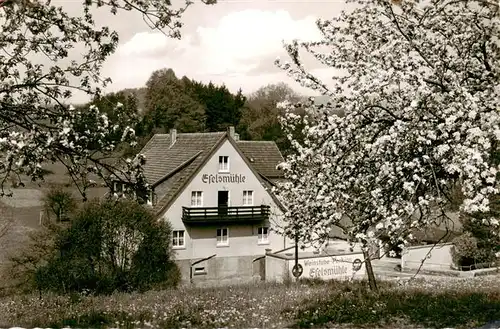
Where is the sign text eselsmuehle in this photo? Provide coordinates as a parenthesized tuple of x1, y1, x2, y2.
(202, 173, 246, 184)
(294, 254, 365, 281)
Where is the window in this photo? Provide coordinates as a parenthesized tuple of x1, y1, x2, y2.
(146, 190, 154, 206)
(216, 228, 229, 246)
(121, 183, 128, 198)
(172, 230, 185, 248)
(113, 182, 125, 194)
(243, 190, 254, 206)
(219, 156, 229, 172)
(193, 267, 206, 275)
(191, 191, 203, 207)
(258, 227, 269, 244)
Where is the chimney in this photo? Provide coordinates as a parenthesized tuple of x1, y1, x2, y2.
(228, 126, 235, 140)
(170, 128, 177, 146)
(234, 133, 240, 141)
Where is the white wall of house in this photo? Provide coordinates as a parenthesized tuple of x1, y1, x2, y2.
(162, 139, 288, 261)
(401, 243, 454, 271)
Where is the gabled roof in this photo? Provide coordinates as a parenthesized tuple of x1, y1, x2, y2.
(236, 141, 284, 178)
(141, 132, 225, 185)
(410, 227, 461, 244)
(137, 129, 286, 216)
(328, 215, 353, 240)
(153, 157, 205, 214)
(327, 212, 463, 243)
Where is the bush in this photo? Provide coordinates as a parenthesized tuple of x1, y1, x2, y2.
(453, 196, 500, 269)
(461, 215, 500, 260)
(451, 232, 479, 269)
(35, 199, 180, 294)
(452, 215, 500, 270)
(42, 186, 78, 223)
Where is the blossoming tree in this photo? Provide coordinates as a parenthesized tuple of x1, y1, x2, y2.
(0, 0, 215, 198)
(275, 0, 499, 288)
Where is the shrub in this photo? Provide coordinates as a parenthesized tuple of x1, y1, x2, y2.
(451, 232, 479, 269)
(35, 199, 180, 294)
(452, 214, 500, 270)
(461, 214, 500, 262)
(42, 186, 78, 223)
(453, 196, 500, 269)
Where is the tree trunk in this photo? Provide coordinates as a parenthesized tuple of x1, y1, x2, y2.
(363, 248, 378, 292)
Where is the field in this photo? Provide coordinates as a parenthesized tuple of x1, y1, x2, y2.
(0, 276, 500, 329)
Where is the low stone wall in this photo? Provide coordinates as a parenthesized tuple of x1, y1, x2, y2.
(176, 255, 265, 287)
(265, 254, 288, 283)
(402, 243, 454, 271)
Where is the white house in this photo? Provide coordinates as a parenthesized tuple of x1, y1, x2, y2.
(113, 127, 293, 285)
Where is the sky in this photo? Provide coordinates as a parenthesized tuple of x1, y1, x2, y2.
(54, 0, 352, 103)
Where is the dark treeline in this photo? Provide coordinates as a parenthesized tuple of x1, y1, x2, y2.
(79, 68, 307, 156)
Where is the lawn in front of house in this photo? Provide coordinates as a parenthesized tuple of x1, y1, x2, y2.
(0, 276, 499, 329)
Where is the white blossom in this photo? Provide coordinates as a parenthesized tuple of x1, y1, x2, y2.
(0, 0, 208, 196)
(273, 0, 500, 246)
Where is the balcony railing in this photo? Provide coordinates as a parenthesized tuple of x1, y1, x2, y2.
(182, 205, 270, 225)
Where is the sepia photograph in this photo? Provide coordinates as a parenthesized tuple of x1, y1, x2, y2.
(0, 0, 499, 328)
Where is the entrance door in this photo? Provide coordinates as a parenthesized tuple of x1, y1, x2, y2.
(218, 191, 229, 216)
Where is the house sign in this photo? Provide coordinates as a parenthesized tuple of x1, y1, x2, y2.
(201, 173, 247, 184)
(293, 254, 365, 281)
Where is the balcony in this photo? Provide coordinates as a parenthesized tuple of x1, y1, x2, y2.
(182, 205, 271, 225)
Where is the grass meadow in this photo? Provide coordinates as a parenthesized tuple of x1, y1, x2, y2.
(1, 164, 499, 328)
(0, 276, 499, 329)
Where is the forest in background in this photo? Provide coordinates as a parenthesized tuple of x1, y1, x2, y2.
(77, 68, 309, 157)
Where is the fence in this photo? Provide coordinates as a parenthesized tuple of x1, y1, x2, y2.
(456, 261, 499, 271)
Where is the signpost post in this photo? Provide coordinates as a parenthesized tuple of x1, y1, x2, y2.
(292, 231, 303, 279)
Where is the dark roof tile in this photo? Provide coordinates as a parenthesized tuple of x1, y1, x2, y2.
(153, 158, 204, 213)
(236, 141, 284, 178)
(138, 130, 286, 216)
(141, 132, 225, 184)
